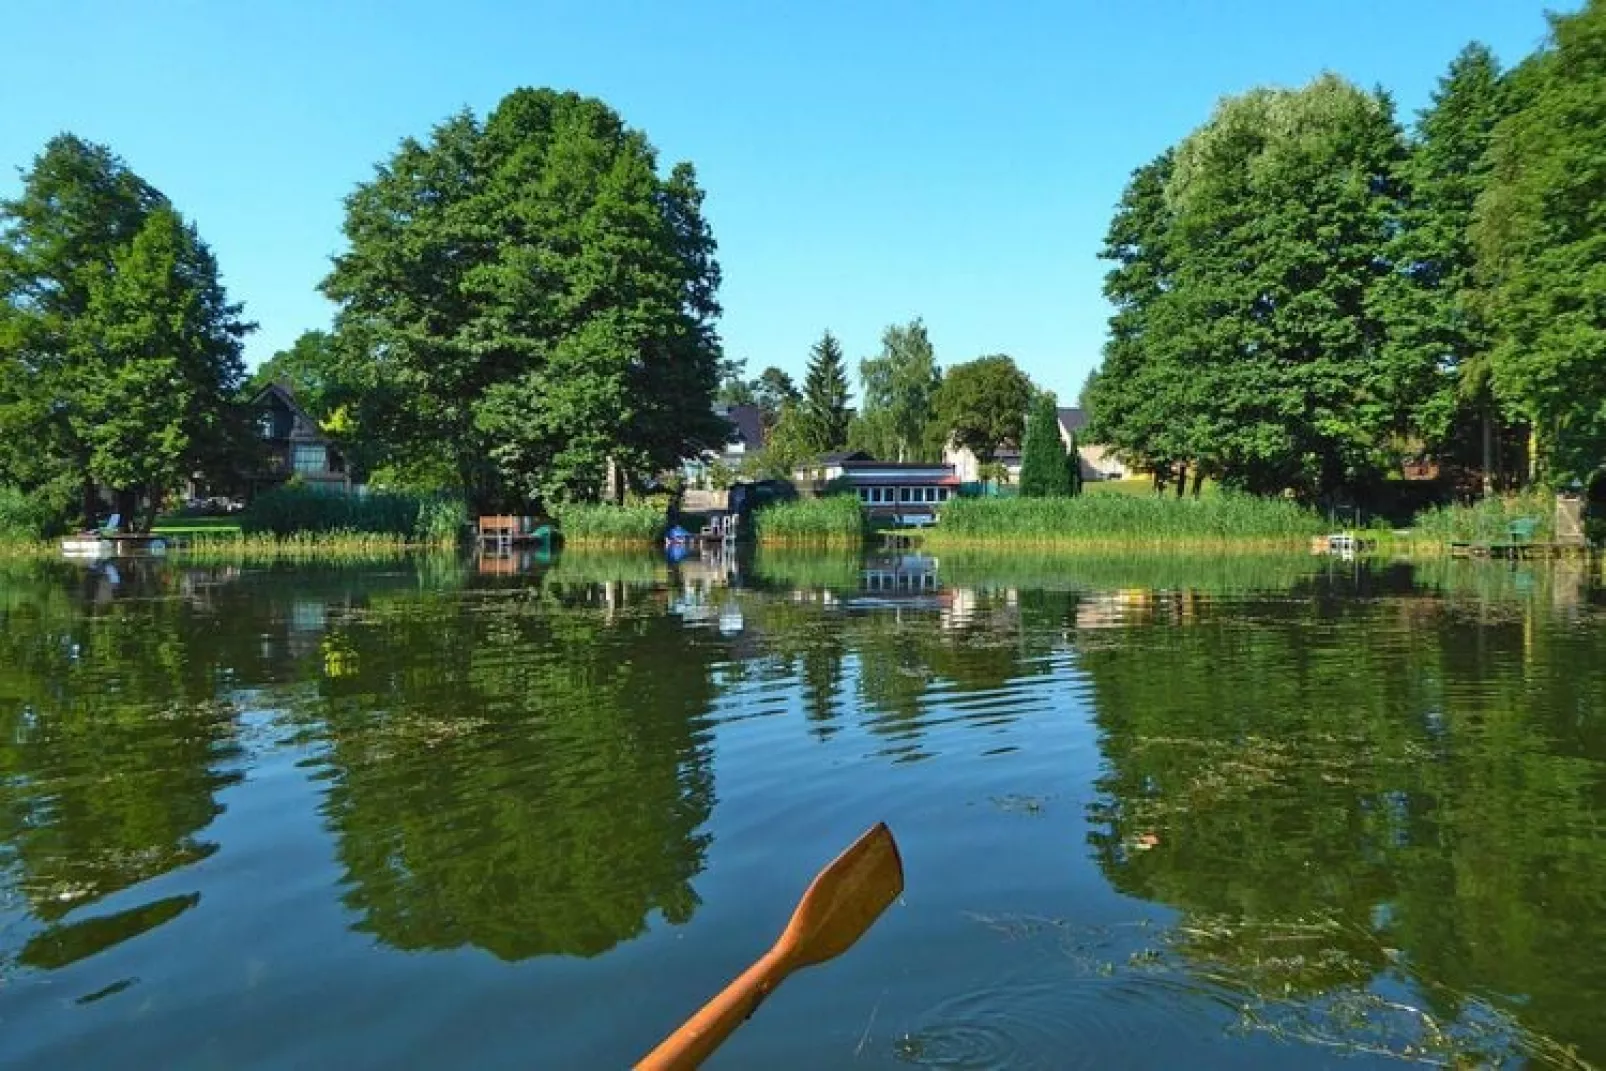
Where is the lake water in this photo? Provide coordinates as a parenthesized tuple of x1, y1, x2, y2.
(2, 550, 1603, 1069)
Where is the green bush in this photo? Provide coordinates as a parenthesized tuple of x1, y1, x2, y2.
(753, 494, 866, 545)
(1410, 490, 1556, 543)
(0, 485, 64, 541)
(931, 491, 1326, 546)
(554, 502, 666, 545)
(243, 485, 466, 545)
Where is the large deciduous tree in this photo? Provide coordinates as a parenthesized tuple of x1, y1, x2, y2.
(857, 318, 942, 461)
(322, 90, 727, 507)
(1375, 43, 1517, 492)
(1089, 78, 1407, 501)
(798, 330, 851, 456)
(0, 134, 250, 527)
(1474, 0, 1606, 485)
(932, 354, 1032, 465)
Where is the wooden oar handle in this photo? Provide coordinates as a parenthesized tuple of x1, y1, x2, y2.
(635, 949, 792, 1071)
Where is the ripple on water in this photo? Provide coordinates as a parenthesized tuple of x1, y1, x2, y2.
(892, 963, 1232, 1070)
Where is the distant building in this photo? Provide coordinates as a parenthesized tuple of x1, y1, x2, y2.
(794, 453, 959, 526)
(683, 403, 767, 485)
(943, 406, 1129, 485)
(250, 383, 351, 494)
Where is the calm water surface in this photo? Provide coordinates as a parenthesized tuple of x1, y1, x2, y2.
(2, 550, 1604, 1069)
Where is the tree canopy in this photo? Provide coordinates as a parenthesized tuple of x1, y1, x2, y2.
(0, 134, 251, 527)
(855, 318, 942, 461)
(797, 330, 851, 456)
(1086, 8, 1606, 498)
(1473, 0, 1606, 485)
(1019, 392, 1072, 497)
(322, 89, 726, 507)
(932, 354, 1033, 463)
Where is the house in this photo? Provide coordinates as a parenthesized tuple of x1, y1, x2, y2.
(250, 383, 351, 494)
(1056, 407, 1130, 481)
(942, 406, 1130, 485)
(795, 453, 960, 525)
(682, 403, 767, 485)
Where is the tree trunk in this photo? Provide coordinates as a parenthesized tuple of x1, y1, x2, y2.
(1191, 468, 1205, 498)
(1174, 462, 1188, 498)
(141, 484, 164, 533)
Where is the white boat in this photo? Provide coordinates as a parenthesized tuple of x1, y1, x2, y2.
(61, 537, 114, 558)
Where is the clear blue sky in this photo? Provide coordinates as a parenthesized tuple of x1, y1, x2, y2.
(1, 1, 1565, 402)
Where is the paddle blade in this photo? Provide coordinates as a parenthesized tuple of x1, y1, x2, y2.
(779, 822, 904, 968)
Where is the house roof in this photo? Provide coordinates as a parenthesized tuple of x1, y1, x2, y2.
(717, 403, 766, 450)
(1057, 407, 1090, 434)
(840, 460, 955, 473)
(816, 450, 873, 464)
(251, 381, 336, 446)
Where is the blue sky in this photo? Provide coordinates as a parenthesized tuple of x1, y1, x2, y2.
(1, 1, 1566, 402)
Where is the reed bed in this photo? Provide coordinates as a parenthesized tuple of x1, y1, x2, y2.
(753, 495, 866, 546)
(553, 503, 666, 546)
(929, 493, 1327, 549)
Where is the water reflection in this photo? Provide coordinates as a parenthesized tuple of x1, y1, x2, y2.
(291, 588, 719, 960)
(1082, 571, 1606, 1062)
(0, 550, 1602, 1068)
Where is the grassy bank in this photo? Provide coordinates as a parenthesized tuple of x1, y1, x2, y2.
(753, 495, 866, 547)
(928, 493, 1327, 550)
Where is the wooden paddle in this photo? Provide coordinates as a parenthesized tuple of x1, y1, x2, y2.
(635, 822, 904, 1070)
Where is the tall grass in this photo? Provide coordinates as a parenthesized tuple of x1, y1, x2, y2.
(930, 492, 1327, 548)
(243, 485, 466, 546)
(1409, 490, 1555, 544)
(753, 495, 866, 546)
(554, 503, 666, 546)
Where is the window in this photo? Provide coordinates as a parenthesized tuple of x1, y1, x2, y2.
(292, 443, 327, 474)
(858, 488, 871, 503)
(938, 487, 949, 501)
(924, 487, 936, 503)
(899, 487, 912, 503)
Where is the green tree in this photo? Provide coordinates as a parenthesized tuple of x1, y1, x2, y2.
(798, 330, 851, 455)
(1474, 0, 1606, 484)
(1065, 429, 1084, 496)
(858, 318, 942, 461)
(752, 366, 800, 426)
(0, 135, 250, 527)
(1375, 44, 1516, 491)
(70, 207, 250, 527)
(322, 90, 727, 508)
(932, 354, 1032, 464)
(1161, 76, 1407, 498)
(715, 355, 754, 406)
(1086, 152, 1193, 486)
(1019, 392, 1072, 497)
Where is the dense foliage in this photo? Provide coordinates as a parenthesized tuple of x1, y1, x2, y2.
(243, 485, 466, 544)
(852, 318, 942, 462)
(1019, 392, 1074, 497)
(1087, 1, 1606, 498)
(322, 89, 726, 508)
(795, 330, 852, 456)
(0, 135, 252, 528)
(932, 355, 1033, 464)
